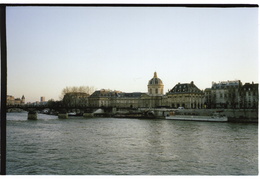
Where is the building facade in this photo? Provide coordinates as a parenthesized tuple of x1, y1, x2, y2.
(210, 80, 242, 109)
(145, 72, 164, 107)
(7, 95, 15, 105)
(86, 73, 205, 109)
(148, 72, 164, 96)
(60, 72, 258, 110)
(112, 92, 145, 108)
(203, 80, 258, 109)
(88, 89, 121, 107)
(165, 81, 204, 109)
(7, 95, 25, 106)
(87, 72, 165, 108)
(62, 92, 89, 107)
(239, 82, 258, 109)
(41, 96, 45, 102)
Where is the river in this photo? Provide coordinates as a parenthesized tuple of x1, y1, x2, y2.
(6, 112, 258, 175)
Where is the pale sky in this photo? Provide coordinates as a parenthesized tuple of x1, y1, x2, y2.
(6, 6, 258, 102)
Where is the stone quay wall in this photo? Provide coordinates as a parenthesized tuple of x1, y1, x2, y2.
(176, 109, 258, 122)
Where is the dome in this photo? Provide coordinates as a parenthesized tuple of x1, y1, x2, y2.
(148, 72, 163, 85)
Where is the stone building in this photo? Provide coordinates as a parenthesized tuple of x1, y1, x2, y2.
(87, 73, 207, 109)
(148, 72, 164, 96)
(239, 82, 258, 109)
(66, 72, 258, 110)
(204, 88, 212, 108)
(88, 72, 165, 108)
(62, 92, 89, 107)
(165, 81, 204, 109)
(88, 89, 120, 107)
(211, 80, 242, 109)
(41, 96, 45, 102)
(7, 95, 15, 105)
(7, 95, 25, 106)
(144, 72, 164, 108)
(111, 92, 145, 108)
(21, 95, 25, 104)
(204, 80, 258, 109)
(15, 98, 22, 105)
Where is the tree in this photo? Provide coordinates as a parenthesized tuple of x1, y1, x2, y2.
(47, 99, 62, 109)
(60, 86, 96, 100)
(60, 86, 96, 108)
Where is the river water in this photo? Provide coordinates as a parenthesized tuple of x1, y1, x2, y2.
(6, 112, 258, 175)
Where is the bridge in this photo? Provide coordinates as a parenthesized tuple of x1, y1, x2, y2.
(6, 104, 114, 114)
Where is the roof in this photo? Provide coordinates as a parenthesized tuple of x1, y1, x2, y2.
(89, 89, 145, 98)
(212, 80, 242, 89)
(167, 81, 203, 94)
(116, 92, 145, 98)
(242, 83, 258, 91)
(148, 72, 163, 85)
(64, 92, 90, 98)
(89, 89, 120, 98)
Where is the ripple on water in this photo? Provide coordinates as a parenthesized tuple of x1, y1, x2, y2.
(6, 114, 258, 175)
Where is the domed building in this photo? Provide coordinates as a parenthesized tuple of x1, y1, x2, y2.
(87, 71, 207, 109)
(148, 72, 164, 96)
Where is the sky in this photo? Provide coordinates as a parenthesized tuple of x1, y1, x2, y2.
(6, 5, 258, 102)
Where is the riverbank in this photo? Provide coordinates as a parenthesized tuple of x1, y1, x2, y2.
(85, 108, 258, 123)
(174, 109, 258, 123)
(6, 108, 258, 123)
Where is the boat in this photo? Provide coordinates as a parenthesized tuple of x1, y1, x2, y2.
(68, 112, 78, 116)
(165, 112, 228, 122)
(113, 111, 156, 119)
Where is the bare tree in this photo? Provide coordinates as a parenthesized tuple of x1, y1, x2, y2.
(60, 86, 96, 100)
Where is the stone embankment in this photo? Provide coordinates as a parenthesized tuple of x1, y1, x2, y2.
(7, 108, 24, 112)
(28, 111, 37, 120)
(176, 109, 258, 123)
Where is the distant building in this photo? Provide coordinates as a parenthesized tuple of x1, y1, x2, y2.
(145, 72, 164, 107)
(12, 72, 257, 110)
(204, 88, 212, 108)
(63, 92, 89, 107)
(88, 89, 121, 107)
(211, 80, 242, 109)
(88, 72, 165, 108)
(111, 92, 145, 108)
(14, 98, 21, 105)
(7, 95, 15, 105)
(41, 96, 45, 102)
(165, 81, 204, 109)
(148, 72, 164, 96)
(239, 82, 258, 109)
(21, 95, 25, 104)
(7, 95, 25, 106)
(87, 73, 208, 109)
(32, 101, 40, 106)
(204, 80, 259, 109)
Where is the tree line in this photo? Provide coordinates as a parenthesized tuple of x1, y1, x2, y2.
(60, 86, 96, 100)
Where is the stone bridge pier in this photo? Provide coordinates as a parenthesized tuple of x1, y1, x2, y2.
(28, 111, 37, 120)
